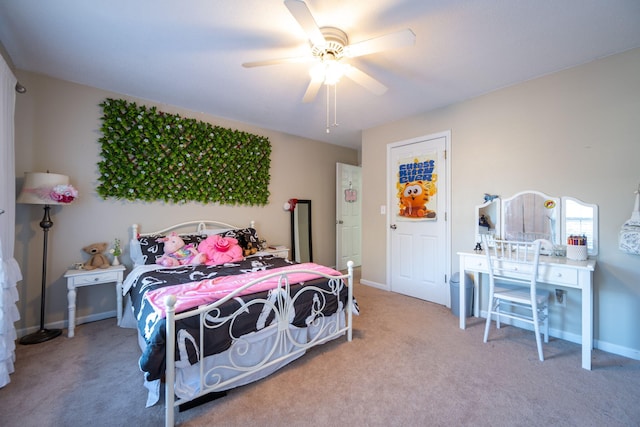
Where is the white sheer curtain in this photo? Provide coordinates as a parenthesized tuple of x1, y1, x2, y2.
(0, 54, 22, 388)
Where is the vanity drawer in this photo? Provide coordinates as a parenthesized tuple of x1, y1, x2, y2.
(462, 256, 489, 272)
(461, 254, 579, 287)
(538, 265, 578, 287)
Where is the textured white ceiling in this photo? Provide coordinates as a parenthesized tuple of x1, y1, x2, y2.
(1, 0, 640, 149)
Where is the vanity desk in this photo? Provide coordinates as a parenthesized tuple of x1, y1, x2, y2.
(462, 190, 599, 370)
(458, 251, 595, 369)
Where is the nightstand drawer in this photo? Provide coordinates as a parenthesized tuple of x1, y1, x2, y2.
(72, 271, 120, 285)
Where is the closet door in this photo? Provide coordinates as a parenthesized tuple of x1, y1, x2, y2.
(336, 163, 361, 270)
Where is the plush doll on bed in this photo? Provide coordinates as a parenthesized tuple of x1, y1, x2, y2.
(198, 234, 244, 266)
(156, 232, 207, 267)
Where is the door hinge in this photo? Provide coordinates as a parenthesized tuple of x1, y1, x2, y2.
(444, 149, 447, 160)
(445, 274, 447, 283)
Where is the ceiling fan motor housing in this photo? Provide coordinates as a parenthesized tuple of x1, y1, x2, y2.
(311, 27, 349, 61)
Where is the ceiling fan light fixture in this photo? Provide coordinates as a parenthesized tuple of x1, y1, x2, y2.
(323, 59, 348, 85)
(309, 57, 348, 86)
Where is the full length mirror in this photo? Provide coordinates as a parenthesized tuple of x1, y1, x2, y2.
(291, 199, 313, 263)
(501, 190, 561, 246)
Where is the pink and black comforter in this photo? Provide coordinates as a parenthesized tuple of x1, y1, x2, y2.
(126, 255, 354, 381)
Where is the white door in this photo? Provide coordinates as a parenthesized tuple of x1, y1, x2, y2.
(336, 163, 362, 270)
(387, 132, 450, 305)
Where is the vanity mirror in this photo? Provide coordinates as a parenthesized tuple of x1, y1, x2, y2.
(291, 199, 313, 263)
(562, 197, 598, 256)
(501, 190, 560, 246)
(475, 190, 599, 256)
(475, 198, 500, 246)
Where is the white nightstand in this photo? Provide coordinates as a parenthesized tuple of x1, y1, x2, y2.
(264, 247, 290, 259)
(64, 265, 126, 338)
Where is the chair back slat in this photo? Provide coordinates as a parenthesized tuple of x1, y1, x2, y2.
(483, 237, 541, 286)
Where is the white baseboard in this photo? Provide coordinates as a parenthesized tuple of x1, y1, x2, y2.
(359, 279, 389, 291)
(481, 310, 640, 361)
(595, 339, 640, 361)
(16, 310, 117, 338)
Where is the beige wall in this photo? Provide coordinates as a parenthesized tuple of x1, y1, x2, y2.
(362, 48, 640, 358)
(13, 71, 358, 334)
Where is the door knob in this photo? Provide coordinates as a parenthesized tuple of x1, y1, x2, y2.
(337, 220, 344, 224)
(390, 224, 397, 230)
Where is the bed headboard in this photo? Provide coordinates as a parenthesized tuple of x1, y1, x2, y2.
(132, 220, 255, 239)
(129, 220, 257, 267)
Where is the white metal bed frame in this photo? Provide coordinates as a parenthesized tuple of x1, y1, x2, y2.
(131, 220, 354, 427)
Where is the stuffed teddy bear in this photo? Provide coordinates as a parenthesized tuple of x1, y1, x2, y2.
(156, 232, 207, 267)
(83, 242, 111, 270)
(198, 234, 244, 266)
(243, 241, 258, 257)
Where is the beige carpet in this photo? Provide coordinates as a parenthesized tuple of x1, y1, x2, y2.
(1, 275, 639, 427)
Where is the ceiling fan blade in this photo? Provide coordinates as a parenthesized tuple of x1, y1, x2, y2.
(302, 74, 324, 103)
(345, 29, 416, 58)
(344, 66, 388, 95)
(242, 56, 312, 68)
(284, 0, 326, 46)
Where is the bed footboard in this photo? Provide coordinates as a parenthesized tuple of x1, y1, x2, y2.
(164, 261, 354, 426)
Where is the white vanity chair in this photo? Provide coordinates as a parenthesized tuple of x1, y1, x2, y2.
(482, 236, 550, 361)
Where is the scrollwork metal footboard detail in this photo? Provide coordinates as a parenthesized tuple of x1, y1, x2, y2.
(164, 261, 354, 426)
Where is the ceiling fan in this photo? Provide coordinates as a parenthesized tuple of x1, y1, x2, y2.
(242, 0, 416, 103)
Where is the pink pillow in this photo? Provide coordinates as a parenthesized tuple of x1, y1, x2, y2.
(198, 234, 244, 266)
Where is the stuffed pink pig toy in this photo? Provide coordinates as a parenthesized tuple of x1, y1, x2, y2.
(198, 234, 244, 266)
(156, 232, 207, 267)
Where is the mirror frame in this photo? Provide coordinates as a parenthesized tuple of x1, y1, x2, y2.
(562, 196, 599, 256)
(290, 199, 313, 263)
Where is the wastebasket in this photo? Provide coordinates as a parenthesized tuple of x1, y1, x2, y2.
(450, 272, 473, 317)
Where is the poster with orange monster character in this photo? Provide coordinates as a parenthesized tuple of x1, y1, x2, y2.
(396, 155, 438, 220)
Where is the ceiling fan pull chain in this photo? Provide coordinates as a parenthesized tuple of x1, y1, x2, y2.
(325, 83, 339, 133)
(326, 84, 330, 133)
(333, 83, 338, 128)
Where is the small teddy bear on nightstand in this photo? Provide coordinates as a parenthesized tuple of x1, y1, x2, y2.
(82, 242, 111, 270)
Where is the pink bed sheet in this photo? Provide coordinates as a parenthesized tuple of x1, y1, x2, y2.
(145, 263, 343, 317)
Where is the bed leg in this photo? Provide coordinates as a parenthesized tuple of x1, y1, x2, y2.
(165, 295, 177, 427)
(347, 260, 354, 342)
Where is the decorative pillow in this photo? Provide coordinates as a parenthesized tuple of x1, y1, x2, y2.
(217, 227, 260, 251)
(137, 233, 208, 265)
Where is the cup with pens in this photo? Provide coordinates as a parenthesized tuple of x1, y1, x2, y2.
(566, 234, 588, 261)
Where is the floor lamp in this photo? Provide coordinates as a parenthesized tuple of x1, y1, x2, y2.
(17, 171, 78, 345)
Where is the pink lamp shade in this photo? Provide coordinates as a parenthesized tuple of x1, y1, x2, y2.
(17, 172, 78, 205)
